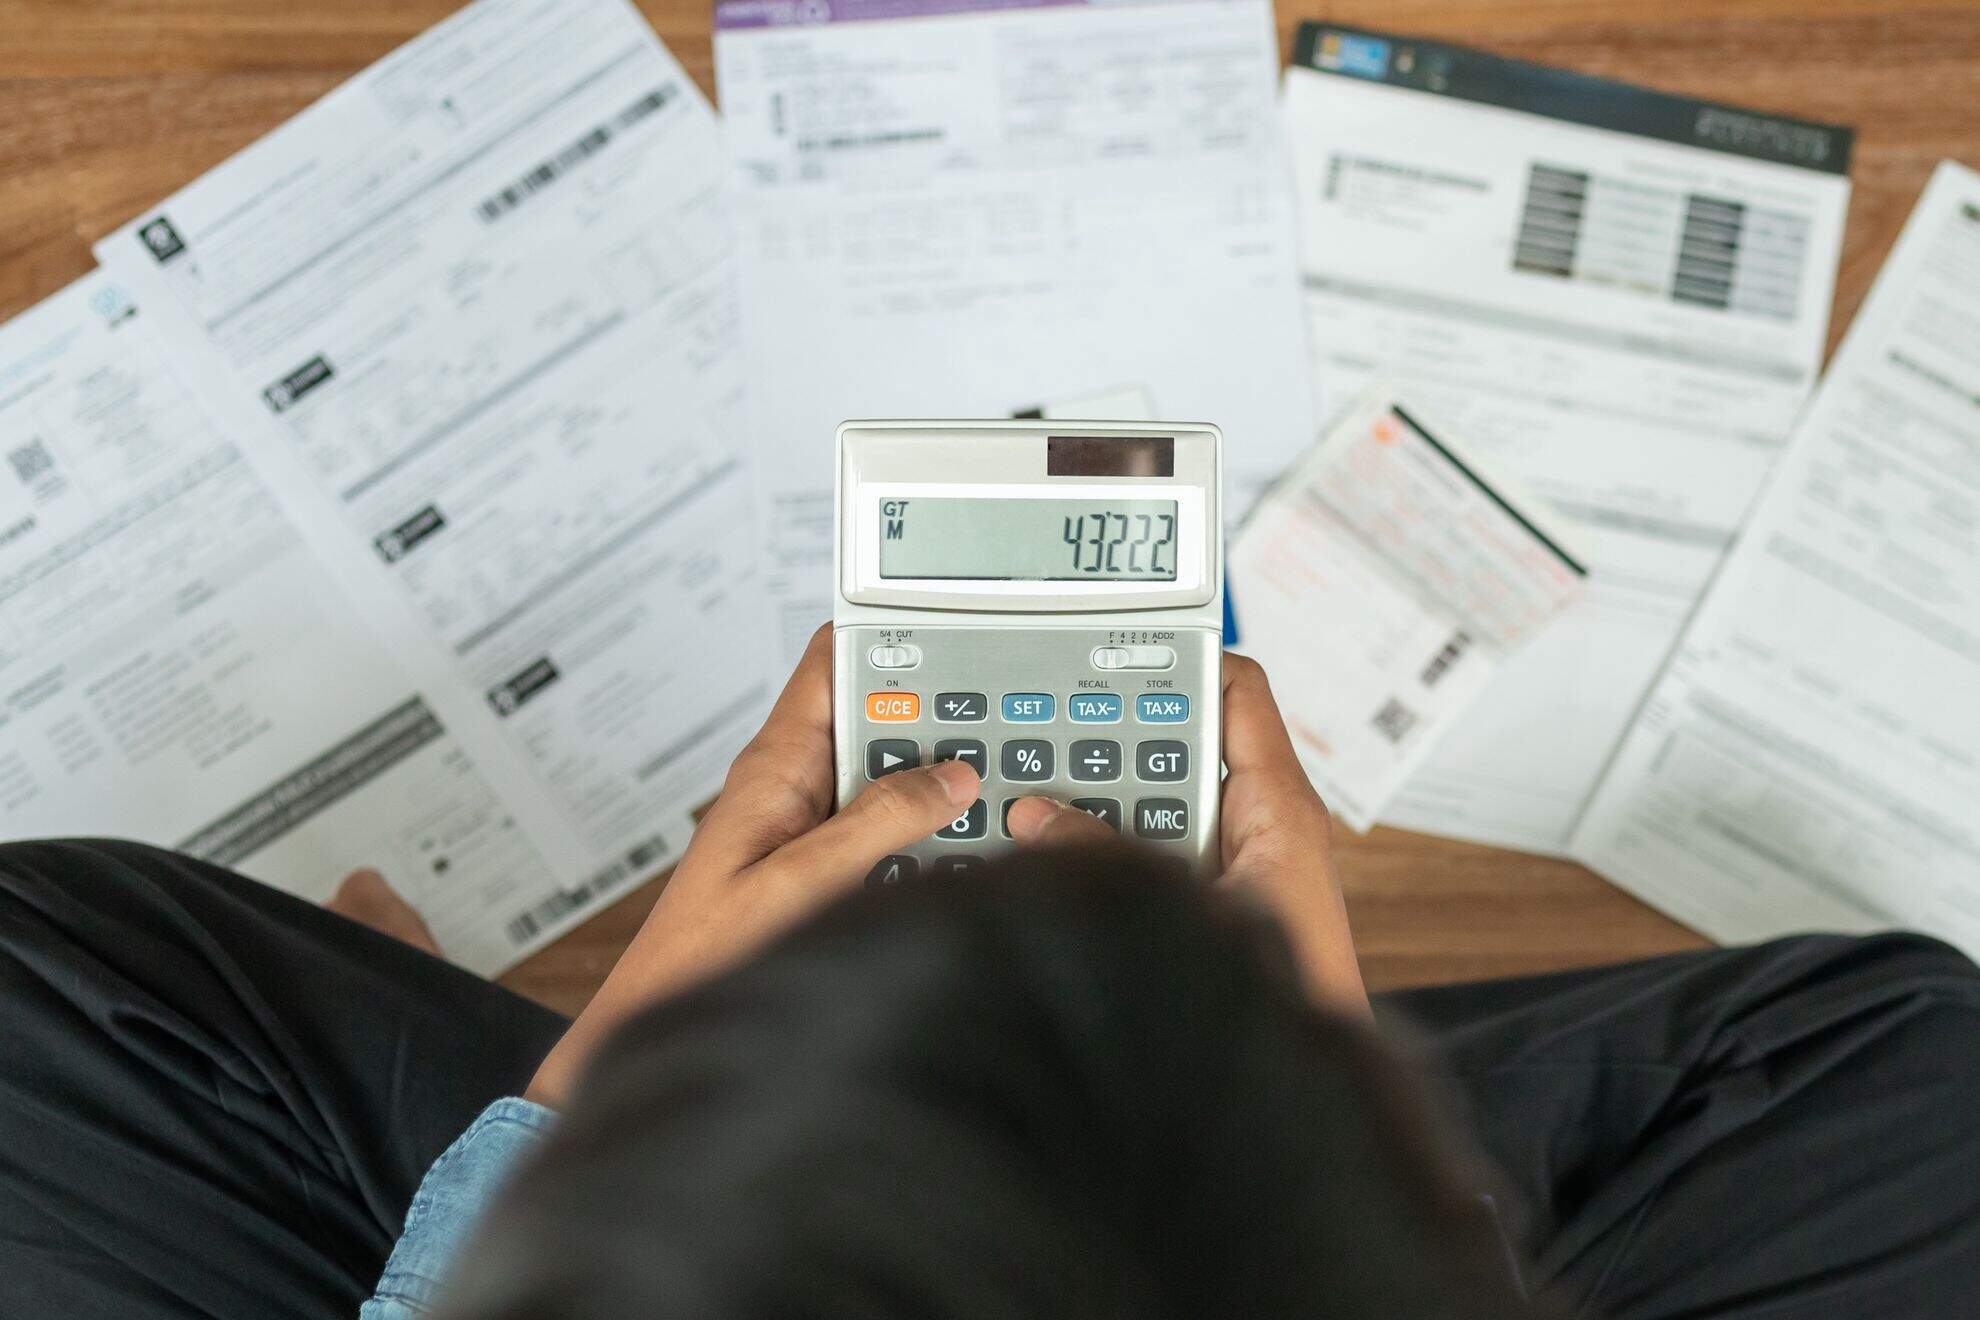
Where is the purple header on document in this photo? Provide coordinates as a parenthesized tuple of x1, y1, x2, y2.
(715, 0, 1093, 31)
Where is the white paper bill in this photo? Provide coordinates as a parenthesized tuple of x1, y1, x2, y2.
(1283, 24, 1853, 853)
(1230, 394, 1586, 831)
(0, 273, 564, 974)
(94, 0, 773, 963)
(715, 0, 1317, 658)
(1569, 161, 1980, 958)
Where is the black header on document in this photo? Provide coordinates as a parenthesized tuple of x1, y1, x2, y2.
(1293, 24, 1852, 176)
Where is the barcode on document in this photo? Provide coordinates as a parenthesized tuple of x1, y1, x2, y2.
(1371, 697, 1419, 746)
(504, 831, 670, 946)
(7, 439, 54, 485)
(1419, 631, 1471, 688)
(475, 85, 676, 224)
(797, 127, 945, 154)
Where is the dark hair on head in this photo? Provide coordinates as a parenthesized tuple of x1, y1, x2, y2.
(442, 846, 1538, 1319)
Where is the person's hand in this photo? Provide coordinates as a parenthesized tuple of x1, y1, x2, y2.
(1006, 653, 1365, 1014)
(524, 624, 980, 1108)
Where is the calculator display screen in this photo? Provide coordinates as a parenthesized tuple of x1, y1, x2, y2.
(876, 497, 1179, 581)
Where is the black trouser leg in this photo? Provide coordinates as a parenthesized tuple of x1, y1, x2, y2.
(0, 839, 567, 1320)
(1383, 934, 1980, 1319)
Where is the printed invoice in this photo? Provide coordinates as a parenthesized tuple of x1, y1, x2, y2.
(716, 0, 1318, 657)
(1571, 162, 1980, 960)
(1283, 25, 1853, 854)
(0, 273, 556, 975)
(96, 0, 772, 964)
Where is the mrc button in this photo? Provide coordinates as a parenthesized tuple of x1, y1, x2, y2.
(1135, 798, 1189, 840)
(866, 692, 920, 722)
(1136, 694, 1189, 723)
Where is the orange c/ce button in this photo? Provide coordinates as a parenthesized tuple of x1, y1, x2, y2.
(866, 692, 920, 722)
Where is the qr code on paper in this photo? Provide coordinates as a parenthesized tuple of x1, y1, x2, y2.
(1371, 697, 1418, 745)
(8, 440, 54, 485)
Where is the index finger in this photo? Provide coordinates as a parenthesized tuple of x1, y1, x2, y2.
(688, 623, 838, 872)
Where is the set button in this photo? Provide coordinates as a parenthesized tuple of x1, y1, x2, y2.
(1001, 693, 1054, 722)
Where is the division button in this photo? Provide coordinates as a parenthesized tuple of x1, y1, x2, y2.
(934, 691, 988, 722)
(1067, 692, 1123, 723)
(935, 799, 987, 841)
(1070, 798, 1122, 830)
(933, 739, 987, 777)
(865, 691, 920, 722)
(866, 739, 920, 779)
(1134, 798, 1190, 840)
(1000, 739, 1055, 782)
(1069, 739, 1123, 782)
(1001, 692, 1055, 722)
(1135, 693, 1189, 723)
(1136, 740, 1189, 782)
(865, 854, 919, 888)
(868, 644, 923, 669)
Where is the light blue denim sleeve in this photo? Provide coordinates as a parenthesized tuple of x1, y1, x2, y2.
(359, 1097, 558, 1319)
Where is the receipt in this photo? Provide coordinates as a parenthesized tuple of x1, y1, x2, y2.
(94, 0, 773, 964)
(1571, 162, 1980, 958)
(0, 273, 557, 974)
(1283, 25, 1853, 854)
(715, 0, 1317, 657)
(1231, 395, 1586, 831)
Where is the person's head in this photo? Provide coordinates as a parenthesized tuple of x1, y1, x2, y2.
(443, 846, 1532, 1319)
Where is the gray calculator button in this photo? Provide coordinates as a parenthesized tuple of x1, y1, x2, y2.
(1136, 740, 1189, 782)
(1070, 798, 1122, 830)
(1069, 739, 1122, 782)
(866, 739, 920, 779)
(1000, 799, 1021, 838)
(933, 739, 986, 777)
(934, 692, 987, 722)
(1134, 798, 1190, 840)
(935, 799, 987, 841)
(929, 855, 985, 878)
(1001, 739, 1054, 782)
(866, 854, 919, 888)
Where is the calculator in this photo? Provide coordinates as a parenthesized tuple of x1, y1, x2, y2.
(833, 419, 1223, 885)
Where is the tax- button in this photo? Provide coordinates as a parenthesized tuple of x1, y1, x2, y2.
(1136, 740, 1188, 781)
(1001, 693, 1054, 722)
(1135, 694, 1189, 723)
(1067, 692, 1123, 723)
(866, 692, 920, 722)
(1135, 798, 1190, 840)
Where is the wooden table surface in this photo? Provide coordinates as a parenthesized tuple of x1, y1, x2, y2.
(5, 0, 1974, 1014)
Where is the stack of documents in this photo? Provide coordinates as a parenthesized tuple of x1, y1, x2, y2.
(5, 0, 763, 973)
(1231, 395, 1586, 831)
(1281, 25, 1853, 855)
(3, 0, 1975, 969)
(1569, 162, 1980, 959)
(714, 0, 1318, 657)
